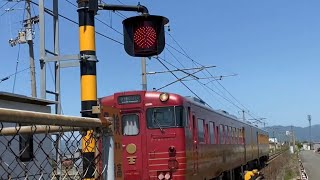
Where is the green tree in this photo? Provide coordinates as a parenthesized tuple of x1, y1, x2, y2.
(297, 142, 303, 150)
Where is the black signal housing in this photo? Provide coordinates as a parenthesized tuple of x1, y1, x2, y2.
(123, 15, 169, 57)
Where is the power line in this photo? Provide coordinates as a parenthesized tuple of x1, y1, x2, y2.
(162, 47, 241, 113)
(12, 44, 21, 93)
(166, 32, 262, 120)
(102, 0, 127, 19)
(157, 56, 242, 111)
(0, 67, 30, 83)
(30, 0, 123, 45)
(0, 1, 20, 16)
(154, 57, 212, 108)
(65, 0, 123, 35)
(0, 1, 9, 10)
(115, 0, 125, 5)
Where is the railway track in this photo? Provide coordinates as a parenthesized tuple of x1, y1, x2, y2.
(251, 149, 288, 179)
(267, 149, 288, 164)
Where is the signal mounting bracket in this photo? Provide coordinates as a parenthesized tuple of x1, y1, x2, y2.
(98, 3, 149, 15)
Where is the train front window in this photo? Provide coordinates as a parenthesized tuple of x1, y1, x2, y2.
(122, 114, 139, 136)
(147, 106, 184, 129)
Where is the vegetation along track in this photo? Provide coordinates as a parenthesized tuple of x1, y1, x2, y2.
(258, 149, 291, 179)
(267, 149, 288, 164)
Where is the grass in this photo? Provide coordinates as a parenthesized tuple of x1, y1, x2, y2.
(284, 169, 295, 180)
(283, 153, 299, 180)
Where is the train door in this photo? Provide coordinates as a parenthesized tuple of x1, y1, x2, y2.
(121, 111, 144, 180)
(192, 115, 199, 175)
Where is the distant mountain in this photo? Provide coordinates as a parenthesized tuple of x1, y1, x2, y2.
(264, 124, 320, 142)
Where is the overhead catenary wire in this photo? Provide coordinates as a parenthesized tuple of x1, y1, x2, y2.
(0, 1, 9, 10)
(102, 0, 232, 111)
(157, 56, 243, 111)
(154, 57, 213, 108)
(7, 0, 258, 120)
(64, 0, 123, 35)
(61, 0, 213, 110)
(166, 32, 262, 120)
(30, 0, 123, 45)
(102, 0, 128, 19)
(0, 1, 20, 16)
(160, 46, 240, 113)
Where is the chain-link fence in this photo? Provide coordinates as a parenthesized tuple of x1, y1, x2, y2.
(0, 108, 116, 180)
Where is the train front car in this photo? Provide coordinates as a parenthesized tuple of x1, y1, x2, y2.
(101, 91, 187, 180)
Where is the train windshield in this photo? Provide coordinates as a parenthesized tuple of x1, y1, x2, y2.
(147, 106, 184, 129)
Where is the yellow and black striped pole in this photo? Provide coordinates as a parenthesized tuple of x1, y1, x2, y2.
(78, 0, 97, 179)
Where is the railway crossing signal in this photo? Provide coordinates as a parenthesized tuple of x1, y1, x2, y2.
(123, 15, 169, 57)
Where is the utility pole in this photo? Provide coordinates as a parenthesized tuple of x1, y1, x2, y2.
(291, 125, 295, 152)
(242, 110, 246, 122)
(26, 0, 37, 97)
(141, 57, 147, 90)
(308, 115, 312, 150)
(273, 130, 276, 151)
(6, 0, 38, 96)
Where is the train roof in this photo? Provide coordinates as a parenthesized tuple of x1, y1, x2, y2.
(184, 95, 267, 133)
(100, 90, 267, 133)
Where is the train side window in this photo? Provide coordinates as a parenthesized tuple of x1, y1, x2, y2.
(242, 128, 245, 144)
(216, 126, 219, 144)
(197, 119, 205, 143)
(240, 129, 242, 144)
(209, 122, 215, 144)
(225, 125, 228, 144)
(219, 124, 224, 144)
(231, 127, 234, 144)
(205, 124, 209, 144)
(235, 128, 238, 144)
(228, 126, 232, 144)
(238, 128, 241, 144)
(122, 114, 139, 136)
(233, 128, 236, 144)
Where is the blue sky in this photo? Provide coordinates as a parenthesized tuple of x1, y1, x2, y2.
(0, 0, 319, 127)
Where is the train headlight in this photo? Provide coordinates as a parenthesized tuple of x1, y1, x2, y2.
(164, 172, 171, 180)
(158, 172, 165, 180)
(159, 93, 169, 102)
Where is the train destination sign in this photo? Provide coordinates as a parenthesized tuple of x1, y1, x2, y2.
(118, 95, 141, 104)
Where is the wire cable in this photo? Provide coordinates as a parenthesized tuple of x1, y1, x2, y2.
(0, 1, 8, 10)
(161, 47, 240, 113)
(30, 0, 123, 45)
(65, 0, 123, 35)
(154, 56, 212, 108)
(0, 67, 30, 84)
(157, 56, 242, 110)
(102, 0, 127, 19)
(12, 44, 21, 92)
(0, 1, 20, 16)
(166, 33, 262, 120)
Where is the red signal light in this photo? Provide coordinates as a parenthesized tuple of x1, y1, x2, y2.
(123, 15, 169, 57)
(134, 25, 157, 49)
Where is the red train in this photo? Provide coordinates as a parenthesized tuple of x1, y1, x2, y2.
(101, 90, 269, 180)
